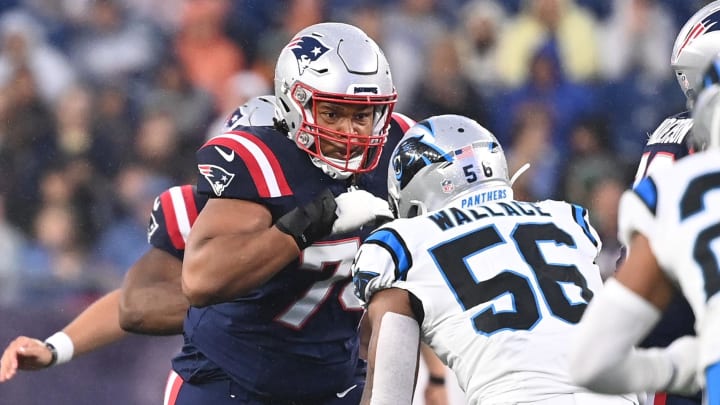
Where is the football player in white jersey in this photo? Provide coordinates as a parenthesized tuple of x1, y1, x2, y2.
(351, 114, 638, 405)
(569, 60, 720, 404)
(623, 5, 720, 404)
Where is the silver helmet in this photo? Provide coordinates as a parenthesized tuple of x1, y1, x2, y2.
(388, 114, 512, 218)
(274, 22, 397, 179)
(671, 1, 720, 103)
(690, 58, 720, 151)
(222, 95, 277, 130)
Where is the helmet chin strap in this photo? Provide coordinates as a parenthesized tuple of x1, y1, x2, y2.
(310, 156, 354, 180)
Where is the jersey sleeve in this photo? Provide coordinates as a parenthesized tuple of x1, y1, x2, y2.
(147, 185, 199, 258)
(195, 131, 292, 201)
(352, 226, 412, 305)
(617, 177, 658, 247)
(567, 202, 602, 258)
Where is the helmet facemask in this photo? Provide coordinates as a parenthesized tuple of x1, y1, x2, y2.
(287, 81, 396, 178)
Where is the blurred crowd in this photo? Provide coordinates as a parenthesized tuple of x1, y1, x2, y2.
(0, 0, 707, 310)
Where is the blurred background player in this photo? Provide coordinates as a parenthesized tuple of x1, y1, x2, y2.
(172, 22, 416, 404)
(626, 3, 720, 403)
(570, 57, 720, 405)
(352, 114, 637, 405)
(0, 96, 276, 382)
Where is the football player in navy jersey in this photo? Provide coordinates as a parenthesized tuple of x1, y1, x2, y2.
(627, 3, 720, 404)
(174, 22, 415, 404)
(0, 97, 273, 382)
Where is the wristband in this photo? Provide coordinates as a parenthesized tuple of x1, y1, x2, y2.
(428, 374, 445, 385)
(44, 331, 74, 366)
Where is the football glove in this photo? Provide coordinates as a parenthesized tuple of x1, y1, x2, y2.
(331, 189, 394, 235)
(665, 335, 701, 395)
(276, 188, 337, 250)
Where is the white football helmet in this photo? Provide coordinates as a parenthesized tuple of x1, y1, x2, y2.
(222, 95, 277, 130)
(690, 58, 720, 151)
(274, 22, 397, 179)
(388, 114, 512, 218)
(671, 0, 720, 103)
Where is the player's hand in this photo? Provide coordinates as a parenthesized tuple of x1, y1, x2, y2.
(276, 188, 338, 249)
(0, 336, 53, 382)
(665, 335, 701, 395)
(331, 189, 393, 234)
(424, 383, 449, 405)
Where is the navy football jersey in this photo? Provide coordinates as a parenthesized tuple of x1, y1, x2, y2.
(172, 114, 413, 399)
(147, 185, 208, 259)
(633, 111, 693, 187)
(630, 111, 701, 404)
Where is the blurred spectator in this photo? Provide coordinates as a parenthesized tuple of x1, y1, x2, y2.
(92, 164, 171, 282)
(505, 103, 560, 201)
(20, 203, 100, 307)
(597, 0, 675, 82)
(0, 65, 56, 234)
(173, 0, 245, 111)
(141, 54, 215, 143)
(67, 0, 161, 85)
(587, 177, 625, 280)
(410, 33, 489, 126)
(0, 193, 25, 307)
(493, 39, 599, 157)
(0, 8, 76, 104)
(454, 0, 507, 99)
(93, 82, 137, 171)
(52, 83, 126, 179)
(122, 0, 185, 33)
(496, 0, 599, 87)
(132, 109, 192, 183)
(559, 116, 630, 207)
(380, 0, 448, 111)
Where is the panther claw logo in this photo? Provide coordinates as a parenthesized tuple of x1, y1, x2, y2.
(287, 35, 330, 74)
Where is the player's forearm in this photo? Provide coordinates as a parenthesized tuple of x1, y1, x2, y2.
(570, 279, 671, 394)
(62, 289, 128, 357)
(182, 227, 299, 306)
(119, 281, 187, 335)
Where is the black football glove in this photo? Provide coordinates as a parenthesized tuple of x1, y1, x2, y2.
(275, 188, 338, 250)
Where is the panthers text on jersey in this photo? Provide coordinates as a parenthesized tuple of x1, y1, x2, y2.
(353, 198, 608, 404)
(172, 113, 414, 400)
(620, 150, 720, 380)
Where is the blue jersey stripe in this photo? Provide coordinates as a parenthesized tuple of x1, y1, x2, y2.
(572, 205, 598, 247)
(633, 177, 658, 215)
(365, 228, 413, 281)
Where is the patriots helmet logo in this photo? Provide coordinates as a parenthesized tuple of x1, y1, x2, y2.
(147, 212, 158, 243)
(287, 35, 331, 74)
(198, 164, 235, 196)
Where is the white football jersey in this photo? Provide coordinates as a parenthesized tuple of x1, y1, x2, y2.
(619, 150, 720, 375)
(353, 198, 609, 404)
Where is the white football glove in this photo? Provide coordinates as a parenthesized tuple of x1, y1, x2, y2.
(331, 189, 394, 235)
(665, 335, 701, 396)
